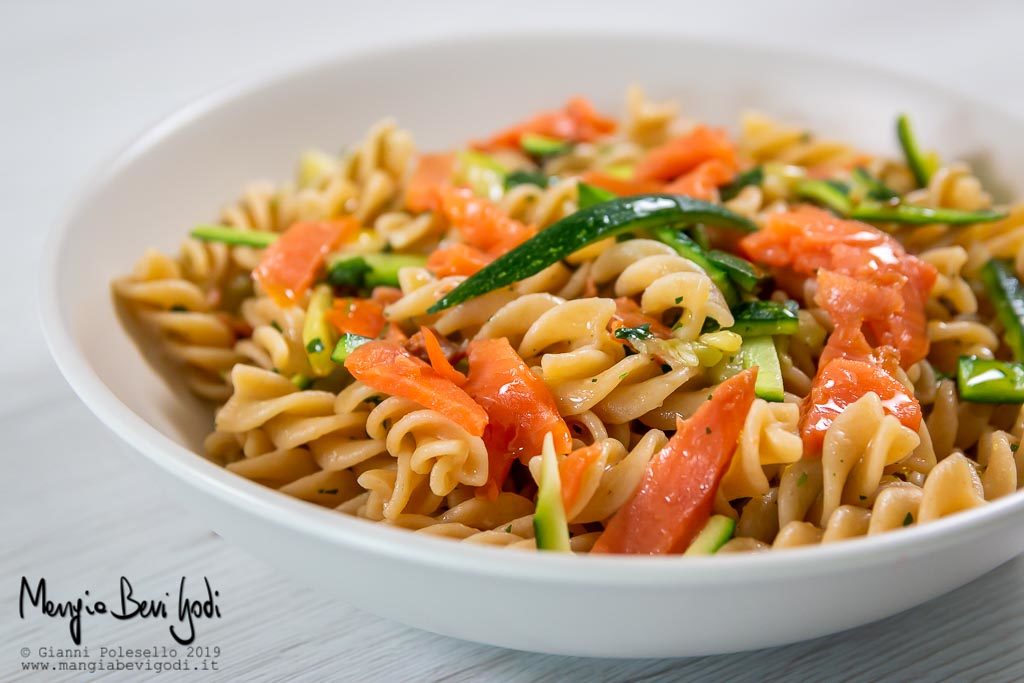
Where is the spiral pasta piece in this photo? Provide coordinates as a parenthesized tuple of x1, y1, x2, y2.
(820, 393, 920, 525)
(114, 249, 246, 401)
(621, 85, 680, 148)
(498, 176, 580, 228)
(591, 239, 734, 340)
(719, 400, 803, 501)
(739, 112, 861, 170)
(365, 397, 488, 496)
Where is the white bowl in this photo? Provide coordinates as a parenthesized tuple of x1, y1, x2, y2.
(40, 32, 1024, 657)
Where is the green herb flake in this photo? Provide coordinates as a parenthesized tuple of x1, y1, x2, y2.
(613, 324, 654, 342)
(1013, 444, 1020, 453)
(318, 488, 339, 495)
(618, 372, 629, 380)
(859, 495, 867, 501)
(306, 337, 325, 354)
(504, 524, 513, 533)
(797, 472, 808, 487)
(903, 512, 914, 527)
(170, 304, 188, 312)
(675, 296, 684, 304)
(271, 320, 283, 332)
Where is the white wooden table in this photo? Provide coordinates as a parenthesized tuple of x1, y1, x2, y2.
(5, 1, 1024, 679)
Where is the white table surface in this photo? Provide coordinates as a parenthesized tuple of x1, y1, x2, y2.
(5, 1, 1024, 680)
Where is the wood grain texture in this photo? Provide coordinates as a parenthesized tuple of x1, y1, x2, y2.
(5, 1, 1024, 680)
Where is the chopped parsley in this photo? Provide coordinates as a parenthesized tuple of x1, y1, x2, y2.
(504, 524, 513, 533)
(618, 372, 629, 380)
(613, 324, 654, 342)
(306, 337, 325, 354)
(796, 472, 808, 487)
(318, 488, 339, 495)
(270, 320, 283, 332)
(1013, 444, 1020, 453)
(903, 512, 914, 527)
(674, 296, 684, 304)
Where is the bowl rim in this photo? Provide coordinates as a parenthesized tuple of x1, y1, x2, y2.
(38, 28, 1024, 585)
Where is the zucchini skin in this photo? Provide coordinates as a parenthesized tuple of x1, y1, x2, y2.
(897, 113, 935, 188)
(683, 515, 735, 555)
(957, 356, 1024, 403)
(793, 166, 1005, 226)
(653, 228, 739, 307)
(707, 250, 765, 293)
(533, 435, 571, 552)
(730, 301, 799, 337)
(851, 167, 899, 201)
(981, 259, 1024, 360)
(505, 170, 550, 190)
(851, 203, 1006, 226)
(190, 224, 278, 248)
(302, 285, 338, 377)
(719, 166, 763, 202)
(576, 182, 616, 210)
(330, 333, 373, 365)
(429, 194, 756, 312)
(327, 254, 426, 289)
(521, 133, 571, 157)
(795, 179, 853, 216)
(739, 336, 784, 402)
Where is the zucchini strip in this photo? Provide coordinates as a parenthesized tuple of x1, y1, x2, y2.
(576, 181, 617, 210)
(730, 301, 800, 336)
(980, 259, 1024, 360)
(428, 194, 756, 312)
(533, 432, 571, 552)
(505, 170, 550, 190)
(719, 166, 764, 202)
(851, 166, 899, 201)
(327, 253, 427, 289)
(896, 113, 939, 188)
(795, 179, 853, 215)
(850, 203, 1006, 225)
(652, 228, 739, 307)
(191, 224, 278, 248)
(522, 133, 571, 157)
(330, 333, 374, 365)
(707, 250, 765, 293)
(957, 356, 1024, 403)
